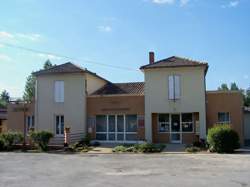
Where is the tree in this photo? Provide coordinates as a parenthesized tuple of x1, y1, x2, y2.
(0, 90, 10, 108)
(245, 88, 250, 107)
(0, 90, 10, 102)
(230, 82, 239, 91)
(23, 74, 36, 102)
(23, 60, 55, 101)
(218, 83, 229, 91)
(43, 59, 53, 70)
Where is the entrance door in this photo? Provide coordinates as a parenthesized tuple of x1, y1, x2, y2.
(171, 114, 181, 143)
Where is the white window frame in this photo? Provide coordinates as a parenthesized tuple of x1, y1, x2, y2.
(26, 115, 35, 132)
(54, 81, 64, 103)
(95, 114, 138, 142)
(168, 75, 181, 100)
(217, 112, 231, 124)
(158, 114, 170, 133)
(55, 115, 64, 137)
(181, 113, 194, 133)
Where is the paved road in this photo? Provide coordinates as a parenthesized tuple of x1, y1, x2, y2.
(0, 153, 250, 187)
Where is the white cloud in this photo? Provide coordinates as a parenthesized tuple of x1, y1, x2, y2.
(37, 53, 61, 60)
(152, 0, 175, 4)
(0, 31, 14, 39)
(0, 31, 42, 43)
(98, 25, 112, 32)
(222, 1, 239, 8)
(180, 0, 189, 6)
(16, 33, 41, 41)
(0, 53, 12, 61)
(0, 44, 5, 48)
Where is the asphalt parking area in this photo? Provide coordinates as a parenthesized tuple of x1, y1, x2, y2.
(0, 153, 250, 187)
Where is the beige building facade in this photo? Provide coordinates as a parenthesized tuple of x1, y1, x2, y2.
(5, 53, 246, 145)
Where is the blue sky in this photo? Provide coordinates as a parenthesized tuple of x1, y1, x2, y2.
(0, 0, 249, 97)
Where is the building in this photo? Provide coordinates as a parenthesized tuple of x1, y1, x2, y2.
(6, 52, 245, 145)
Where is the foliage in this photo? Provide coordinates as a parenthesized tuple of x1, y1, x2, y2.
(23, 74, 36, 102)
(0, 131, 23, 150)
(43, 59, 54, 70)
(207, 125, 240, 153)
(112, 143, 165, 153)
(244, 89, 250, 107)
(0, 90, 10, 108)
(230, 82, 239, 90)
(185, 146, 201, 153)
(69, 134, 92, 152)
(30, 131, 53, 151)
(218, 83, 229, 91)
(0, 138, 5, 151)
(217, 82, 250, 106)
(192, 139, 207, 149)
(23, 60, 55, 102)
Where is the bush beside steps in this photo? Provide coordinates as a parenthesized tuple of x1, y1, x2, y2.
(112, 143, 166, 153)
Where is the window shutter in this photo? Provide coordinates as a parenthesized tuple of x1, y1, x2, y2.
(168, 76, 174, 100)
(60, 81, 64, 102)
(54, 81, 64, 102)
(174, 75, 181, 99)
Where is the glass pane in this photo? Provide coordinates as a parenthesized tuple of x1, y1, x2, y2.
(108, 133, 115, 141)
(108, 115, 115, 132)
(126, 115, 137, 132)
(126, 134, 137, 141)
(159, 114, 169, 122)
(96, 115, 107, 132)
(96, 133, 106, 140)
(60, 116, 64, 134)
(32, 116, 35, 127)
(171, 114, 180, 132)
(182, 113, 192, 122)
(182, 123, 193, 132)
(159, 123, 170, 132)
(117, 115, 124, 132)
(117, 134, 124, 141)
(56, 116, 60, 134)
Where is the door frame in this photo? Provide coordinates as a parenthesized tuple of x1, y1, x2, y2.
(170, 114, 182, 143)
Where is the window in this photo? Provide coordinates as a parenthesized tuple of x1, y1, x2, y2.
(54, 81, 64, 103)
(168, 75, 181, 100)
(95, 114, 138, 141)
(158, 114, 170, 132)
(96, 115, 107, 140)
(181, 113, 193, 132)
(26, 115, 35, 132)
(218, 112, 230, 124)
(55, 115, 64, 136)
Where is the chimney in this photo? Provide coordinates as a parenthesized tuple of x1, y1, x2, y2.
(149, 51, 155, 64)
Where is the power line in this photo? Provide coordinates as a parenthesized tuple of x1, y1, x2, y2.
(0, 42, 140, 72)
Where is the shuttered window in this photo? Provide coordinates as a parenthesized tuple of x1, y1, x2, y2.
(54, 81, 64, 103)
(168, 75, 181, 100)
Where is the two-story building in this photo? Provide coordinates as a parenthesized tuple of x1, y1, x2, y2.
(6, 52, 245, 145)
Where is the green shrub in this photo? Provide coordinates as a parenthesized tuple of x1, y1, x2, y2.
(0, 138, 5, 151)
(69, 134, 93, 152)
(207, 125, 240, 153)
(0, 131, 23, 150)
(185, 146, 201, 153)
(112, 143, 165, 153)
(112, 145, 127, 152)
(30, 131, 53, 151)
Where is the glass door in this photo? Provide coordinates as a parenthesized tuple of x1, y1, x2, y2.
(171, 114, 181, 143)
